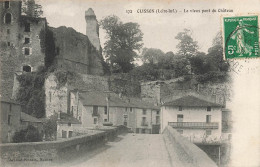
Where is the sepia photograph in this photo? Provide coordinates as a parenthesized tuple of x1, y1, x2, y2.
(0, 0, 259, 167)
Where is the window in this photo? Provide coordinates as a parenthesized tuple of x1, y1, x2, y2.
(24, 37, 30, 44)
(156, 110, 160, 115)
(8, 115, 11, 125)
(7, 29, 10, 34)
(178, 106, 182, 111)
(7, 42, 10, 46)
(130, 107, 132, 112)
(142, 109, 146, 115)
(79, 116, 81, 121)
(4, 1, 10, 9)
(93, 118, 97, 124)
(206, 130, 211, 135)
(177, 114, 183, 122)
(68, 131, 73, 138)
(23, 65, 31, 72)
(177, 129, 183, 134)
(207, 106, 211, 111)
(206, 115, 211, 123)
(24, 47, 30, 55)
(49, 92, 51, 102)
(9, 104, 12, 112)
(68, 123, 71, 127)
(5, 13, 11, 24)
(104, 106, 107, 115)
(156, 116, 160, 124)
(25, 23, 30, 32)
(104, 119, 108, 122)
(141, 117, 147, 126)
(93, 106, 98, 116)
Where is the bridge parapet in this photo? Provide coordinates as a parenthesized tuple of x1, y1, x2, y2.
(163, 126, 217, 167)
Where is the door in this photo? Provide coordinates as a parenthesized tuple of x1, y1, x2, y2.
(152, 125, 160, 134)
(68, 131, 73, 138)
(62, 130, 67, 138)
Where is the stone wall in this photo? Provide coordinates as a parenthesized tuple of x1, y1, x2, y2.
(110, 73, 141, 98)
(45, 73, 69, 117)
(51, 26, 104, 76)
(0, 101, 22, 143)
(17, 16, 46, 72)
(141, 77, 232, 106)
(45, 72, 109, 117)
(163, 126, 217, 167)
(0, 1, 21, 99)
(0, 126, 126, 165)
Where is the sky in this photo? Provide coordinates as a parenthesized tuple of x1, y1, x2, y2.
(38, 0, 260, 54)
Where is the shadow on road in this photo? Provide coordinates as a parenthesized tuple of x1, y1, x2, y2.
(53, 135, 126, 167)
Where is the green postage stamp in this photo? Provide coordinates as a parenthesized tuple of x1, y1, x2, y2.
(223, 15, 260, 59)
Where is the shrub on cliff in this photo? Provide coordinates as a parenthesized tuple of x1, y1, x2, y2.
(13, 125, 42, 143)
(43, 114, 57, 141)
(16, 66, 47, 118)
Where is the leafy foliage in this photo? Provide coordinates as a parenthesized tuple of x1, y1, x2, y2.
(175, 29, 199, 57)
(130, 31, 229, 83)
(13, 125, 42, 143)
(16, 66, 47, 118)
(22, 0, 43, 18)
(43, 114, 57, 141)
(40, 27, 56, 68)
(100, 15, 144, 73)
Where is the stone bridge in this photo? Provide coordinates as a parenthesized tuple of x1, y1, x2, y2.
(58, 126, 217, 167)
(1, 126, 217, 167)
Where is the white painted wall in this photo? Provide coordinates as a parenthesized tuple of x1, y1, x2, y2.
(161, 105, 222, 143)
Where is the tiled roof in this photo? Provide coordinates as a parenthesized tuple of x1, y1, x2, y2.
(0, 97, 23, 105)
(58, 112, 81, 124)
(126, 98, 160, 110)
(79, 91, 127, 107)
(79, 91, 160, 110)
(163, 95, 222, 107)
(21, 112, 42, 123)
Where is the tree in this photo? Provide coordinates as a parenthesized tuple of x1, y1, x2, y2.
(100, 15, 143, 73)
(13, 125, 42, 143)
(43, 114, 57, 141)
(207, 32, 229, 72)
(22, 0, 43, 18)
(140, 48, 165, 64)
(175, 29, 199, 57)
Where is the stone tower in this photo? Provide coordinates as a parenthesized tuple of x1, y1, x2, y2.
(0, 1, 22, 99)
(85, 8, 101, 52)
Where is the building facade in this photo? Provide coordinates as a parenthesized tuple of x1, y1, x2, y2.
(0, 0, 46, 99)
(161, 95, 222, 144)
(0, 99, 22, 143)
(0, 98, 43, 143)
(69, 90, 161, 134)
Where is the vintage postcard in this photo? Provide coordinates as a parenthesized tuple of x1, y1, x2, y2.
(0, 0, 259, 167)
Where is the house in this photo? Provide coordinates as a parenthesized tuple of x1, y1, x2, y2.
(127, 98, 160, 134)
(0, 98, 22, 143)
(161, 95, 223, 144)
(221, 108, 232, 141)
(56, 112, 81, 139)
(69, 90, 161, 134)
(20, 112, 43, 133)
(70, 91, 128, 128)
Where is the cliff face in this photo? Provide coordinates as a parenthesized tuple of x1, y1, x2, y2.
(51, 26, 104, 75)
